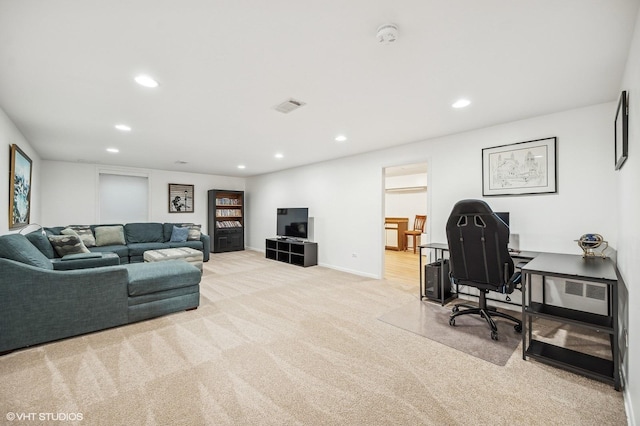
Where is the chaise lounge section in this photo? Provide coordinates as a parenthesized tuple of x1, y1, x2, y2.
(0, 232, 202, 354)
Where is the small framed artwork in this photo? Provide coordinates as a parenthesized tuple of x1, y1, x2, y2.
(482, 137, 557, 196)
(615, 90, 628, 170)
(169, 183, 194, 213)
(9, 144, 33, 229)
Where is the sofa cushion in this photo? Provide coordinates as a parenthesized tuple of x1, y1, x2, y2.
(44, 226, 65, 236)
(88, 245, 129, 261)
(127, 242, 168, 257)
(48, 234, 91, 257)
(68, 225, 96, 247)
(95, 225, 126, 246)
(167, 240, 203, 250)
(0, 234, 54, 270)
(170, 226, 189, 242)
(126, 260, 201, 296)
(25, 230, 56, 259)
(125, 223, 164, 244)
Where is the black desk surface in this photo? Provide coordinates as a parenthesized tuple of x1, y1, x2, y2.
(522, 253, 618, 283)
(420, 243, 539, 260)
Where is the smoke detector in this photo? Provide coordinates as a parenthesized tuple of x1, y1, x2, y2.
(377, 24, 398, 44)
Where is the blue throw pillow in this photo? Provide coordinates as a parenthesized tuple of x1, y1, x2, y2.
(170, 226, 189, 243)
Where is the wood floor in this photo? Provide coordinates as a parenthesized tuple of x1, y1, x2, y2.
(384, 248, 421, 286)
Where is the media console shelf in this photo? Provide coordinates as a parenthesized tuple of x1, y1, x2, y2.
(265, 238, 317, 267)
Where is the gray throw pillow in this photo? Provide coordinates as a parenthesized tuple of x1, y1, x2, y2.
(94, 225, 126, 246)
(69, 225, 96, 247)
(170, 226, 189, 242)
(48, 234, 90, 257)
(186, 224, 202, 241)
(25, 230, 56, 259)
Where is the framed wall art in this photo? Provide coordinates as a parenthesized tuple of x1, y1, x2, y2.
(615, 90, 628, 170)
(9, 144, 33, 229)
(482, 137, 557, 196)
(168, 183, 194, 213)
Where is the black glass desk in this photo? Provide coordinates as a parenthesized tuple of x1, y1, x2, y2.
(419, 243, 538, 305)
(521, 253, 621, 390)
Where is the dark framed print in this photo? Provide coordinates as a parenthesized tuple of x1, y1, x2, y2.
(9, 144, 33, 229)
(168, 183, 194, 213)
(615, 90, 628, 170)
(482, 137, 557, 196)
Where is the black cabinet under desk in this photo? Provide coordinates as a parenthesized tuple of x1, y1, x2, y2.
(521, 253, 621, 390)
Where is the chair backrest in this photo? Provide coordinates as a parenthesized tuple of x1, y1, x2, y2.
(413, 215, 426, 231)
(445, 200, 513, 290)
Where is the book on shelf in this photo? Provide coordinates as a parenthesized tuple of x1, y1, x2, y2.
(216, 208, 242, 217)
(216, 220, 242, 228)
(216, 197, 241, 206)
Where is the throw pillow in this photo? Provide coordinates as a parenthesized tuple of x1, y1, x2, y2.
(0, 234, 54, 269)
(48, 234, 90, 257)
(94, 225, 126, 246)
(185, 224, 202, 241)
(170, 226, 189, 243)
(25, 230, 56, 259)
(69, 225, 96, 247)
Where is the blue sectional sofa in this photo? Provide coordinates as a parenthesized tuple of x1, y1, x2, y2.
(43, 222, 210, 264)
(0, 230, 203, 354)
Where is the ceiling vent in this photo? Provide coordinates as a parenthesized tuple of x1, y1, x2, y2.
(274, 98, 306, 114)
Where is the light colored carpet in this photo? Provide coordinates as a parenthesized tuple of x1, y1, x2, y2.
(379, 301, 522, 366)
(0, 251, 626, 425)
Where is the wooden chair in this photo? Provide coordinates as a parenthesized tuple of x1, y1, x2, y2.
(404, 215, 426, 253)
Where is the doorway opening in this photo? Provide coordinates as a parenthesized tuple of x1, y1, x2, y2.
(383, 162, 428, 286)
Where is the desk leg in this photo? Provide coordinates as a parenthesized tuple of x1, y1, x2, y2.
(439, 249, 446, 306)
(419, 246, 425, 300)
(607, 281, 621, 391)
(522, 272, 529, 360)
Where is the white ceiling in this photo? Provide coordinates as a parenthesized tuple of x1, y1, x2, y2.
(0, 1, 638, 177)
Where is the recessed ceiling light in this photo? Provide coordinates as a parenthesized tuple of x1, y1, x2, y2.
(335, 135, 347, 142)
(134, 74, 159, 88)
(274, 153, 284, 159)
(237, 164, 246, 169)
(115, 124, 131, 132)
(452, 99, 471, 108)
(106, 148, 119, 153)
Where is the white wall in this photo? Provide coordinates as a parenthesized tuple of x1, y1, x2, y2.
(617, 5, 640, 424)
(384, 173, 428, 221)
(247, 102, 617, 280)
(40, 161, 245, 233)
(0, 107, 41, 235)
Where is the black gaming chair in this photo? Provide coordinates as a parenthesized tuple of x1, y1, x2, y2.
(445, 199, 523, 340)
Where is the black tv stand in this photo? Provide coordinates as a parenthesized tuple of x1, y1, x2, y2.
(265, 238, 317, 267)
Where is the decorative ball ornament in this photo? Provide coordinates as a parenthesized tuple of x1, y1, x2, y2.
(575, 233, 608, 258)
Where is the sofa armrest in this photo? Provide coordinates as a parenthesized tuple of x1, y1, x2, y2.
(0, 258, 129, 352)
(51, 252, 120, 270)
(200, 233, 210, 262)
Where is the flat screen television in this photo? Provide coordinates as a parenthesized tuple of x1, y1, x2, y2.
(277, 208, 309, 239)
